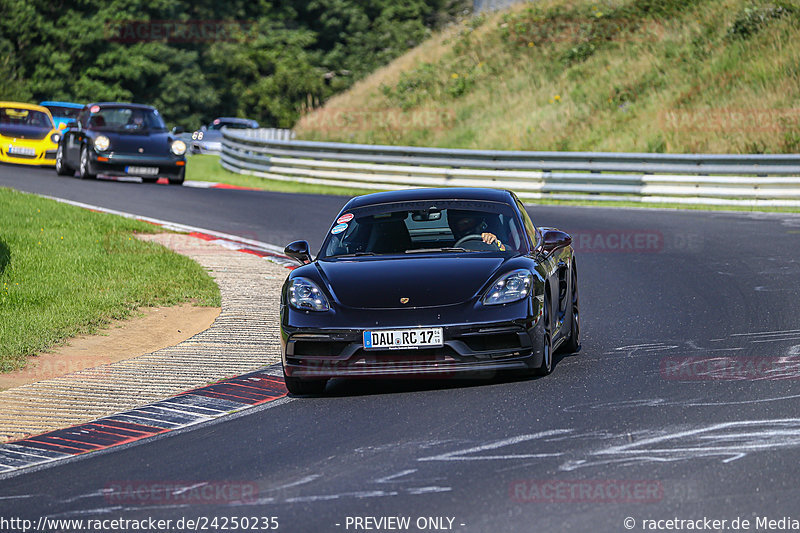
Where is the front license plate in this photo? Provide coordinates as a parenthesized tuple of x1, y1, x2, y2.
(8, 145, 35, 156)
(363, 328, 443, 350)
(125, 166, 159, 176)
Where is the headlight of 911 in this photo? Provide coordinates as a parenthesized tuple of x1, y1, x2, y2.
(94, 135, 110, 151)
(171, 140, 187, 155)
(288, 278, 330, 311)
(50, 133, 61, 144)
(482, 269, 533, 305)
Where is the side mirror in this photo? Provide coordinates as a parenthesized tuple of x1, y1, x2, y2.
(171, 126, 185, 134)
(541, 230, 572, 255)
(284, 240, 312, 265)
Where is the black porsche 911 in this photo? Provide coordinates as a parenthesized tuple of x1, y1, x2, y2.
(280, 187, 579, 395)
(55, 102, 187, 184)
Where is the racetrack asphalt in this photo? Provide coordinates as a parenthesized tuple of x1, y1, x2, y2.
(2, 164, 800, 532)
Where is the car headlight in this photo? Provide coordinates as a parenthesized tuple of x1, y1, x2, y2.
(482, 269, 533, 306)
(50, 133, 61, 144)
(171, 140, 187, 155)
(94, 135, 110, 151)
(288, 278, 330, 312)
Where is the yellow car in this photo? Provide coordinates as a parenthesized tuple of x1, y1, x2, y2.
(0, 101, 62, 167)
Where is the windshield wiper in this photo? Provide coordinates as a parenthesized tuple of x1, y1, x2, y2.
(329, 252, 377, 258)
(405, 247, 471, 254)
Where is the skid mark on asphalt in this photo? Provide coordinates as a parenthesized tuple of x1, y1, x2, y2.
(404, 419, 800, 472)
(0, 371, 287, 475)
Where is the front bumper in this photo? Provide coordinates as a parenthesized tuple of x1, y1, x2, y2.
(91, 152, 185, 178)
(0, 143, 57, 166)
(282, 317, 545, 380)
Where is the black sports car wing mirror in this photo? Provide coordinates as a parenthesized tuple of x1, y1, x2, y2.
(541, 230, 572, 255)
(285, 240, 312, 265)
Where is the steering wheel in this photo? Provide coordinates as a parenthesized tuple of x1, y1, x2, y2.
(454, 234, 485, 247)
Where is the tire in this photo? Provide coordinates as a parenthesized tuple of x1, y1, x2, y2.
(284, 373, 327, 395)
(559, 264, 580, 354)
(168, 168, 185, 186)
(78, 146, 96, 180)
(55, 145, 72, 176)
(536, 291, 554, 376)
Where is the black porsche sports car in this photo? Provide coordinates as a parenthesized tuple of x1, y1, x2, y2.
(280, 187, 579, 394)
(55, 102, 187, 184)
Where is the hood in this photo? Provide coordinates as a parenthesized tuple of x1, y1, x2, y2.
(317, 255, 508, 309)
(0, 124, 51, 140)
(101, 131, 172, 156)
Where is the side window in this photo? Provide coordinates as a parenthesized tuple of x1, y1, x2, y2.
(516, 199, 537, 250)
(78, 109, 89, 129)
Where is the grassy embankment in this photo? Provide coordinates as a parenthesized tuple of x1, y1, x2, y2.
(296, 0, 800, 153)
(0, 187, 220, 372)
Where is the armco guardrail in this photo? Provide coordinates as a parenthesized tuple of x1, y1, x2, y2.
(221, 129, 800, 206)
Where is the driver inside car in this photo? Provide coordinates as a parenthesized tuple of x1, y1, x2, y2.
(447, 209, 505, 251)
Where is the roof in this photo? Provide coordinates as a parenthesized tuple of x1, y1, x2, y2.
(0, 101, 52, 115)
(213, 117, 258, 124)
(39, 101, 84, 108)
(87, 102, 158, 110)
(345, 187, 514, 209)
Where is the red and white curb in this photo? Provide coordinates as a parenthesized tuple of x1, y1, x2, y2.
(0, 367, 288, 474)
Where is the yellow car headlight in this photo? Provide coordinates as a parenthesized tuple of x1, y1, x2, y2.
(171, 140, 187, 156)
(94, 135, 110, 152)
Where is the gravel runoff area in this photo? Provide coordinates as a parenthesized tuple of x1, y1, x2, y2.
(0, 234, 289, 443)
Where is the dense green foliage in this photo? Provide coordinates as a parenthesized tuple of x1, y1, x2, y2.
(0, 0, 468, 129)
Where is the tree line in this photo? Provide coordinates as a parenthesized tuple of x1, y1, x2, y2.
(0, 0, 468, 130)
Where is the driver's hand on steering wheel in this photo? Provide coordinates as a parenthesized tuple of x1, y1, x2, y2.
(482, 232, 505, 251)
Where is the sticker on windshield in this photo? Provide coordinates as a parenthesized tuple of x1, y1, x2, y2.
(90, 105, 100, 113)
(337, 213, 354, 224)
(331, 223, 348, 235)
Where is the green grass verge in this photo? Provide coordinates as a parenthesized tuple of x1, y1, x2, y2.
(186, 154, 369, 197)
(187, 154, 800, 213)
(0, 187, 221, 373)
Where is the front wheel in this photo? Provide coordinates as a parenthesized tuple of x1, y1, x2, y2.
(284, 374, 327, 395)
(55, 145, 72, 176)
(78, 146, 96, 180)
(559, 264, 580, 354)
(168, 167, 185, 186)
(536, 292, 554, 375)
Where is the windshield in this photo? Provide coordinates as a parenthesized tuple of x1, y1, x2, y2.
(88, 107, 166, 132)
(44, 106, 81, 119)
(0, 107, 53, 130)
(320, 200, 526, 259)
(208, 120, 252, 130)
